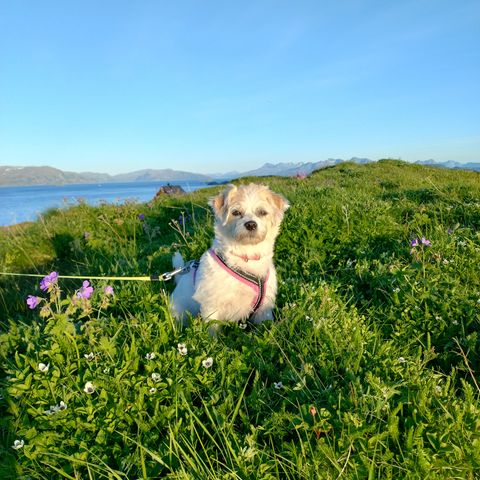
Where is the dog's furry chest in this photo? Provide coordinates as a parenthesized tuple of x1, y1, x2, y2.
(192, 253, 276, 321)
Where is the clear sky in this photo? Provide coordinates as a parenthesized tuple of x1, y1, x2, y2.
(0, 0, 479, 174)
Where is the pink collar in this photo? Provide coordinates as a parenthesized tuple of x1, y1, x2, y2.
(229, 251, 261, 262)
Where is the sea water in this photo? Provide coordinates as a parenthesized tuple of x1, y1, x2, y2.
(0, 180, 209, 226)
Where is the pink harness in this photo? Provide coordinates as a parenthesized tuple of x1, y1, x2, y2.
(207, 249, 269, 316)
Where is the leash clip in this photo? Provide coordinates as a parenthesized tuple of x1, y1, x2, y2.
(158, 260, 199, 281)
(159, 267, 184, 281)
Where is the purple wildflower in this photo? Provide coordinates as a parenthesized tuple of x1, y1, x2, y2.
(421, 237, 431, 246)
(138, 213, 145, 221)
(104, 285, 114, 296)
(77, 280, 94, 299)
(410, 238, 419, 247)
(40, 272, 59, 291)
(26, 295, 39, 309)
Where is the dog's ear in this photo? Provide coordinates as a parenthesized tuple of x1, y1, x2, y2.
(209, 184, 237, 218)
(268, 191, 290, 213)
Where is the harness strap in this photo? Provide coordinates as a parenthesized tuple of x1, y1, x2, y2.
(208, 249, 269, 315)
(190, 260, 200, 285)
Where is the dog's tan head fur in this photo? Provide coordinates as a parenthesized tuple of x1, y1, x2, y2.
(209, 184, 289, 245)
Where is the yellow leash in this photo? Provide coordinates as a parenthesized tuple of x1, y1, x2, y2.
(0, 270, 182, 282)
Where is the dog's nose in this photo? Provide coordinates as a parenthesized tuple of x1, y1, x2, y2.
(244, 221, 257, 231)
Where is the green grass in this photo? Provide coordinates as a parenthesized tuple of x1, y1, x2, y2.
(0, 160, 479, 479)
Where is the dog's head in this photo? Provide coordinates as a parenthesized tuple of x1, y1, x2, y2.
(209, 183, 289, 245)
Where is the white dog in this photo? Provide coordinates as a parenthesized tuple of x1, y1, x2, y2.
(170, 183, 289, 329)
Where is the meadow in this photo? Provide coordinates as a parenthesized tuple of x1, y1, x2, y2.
(0, 160, 479, 479)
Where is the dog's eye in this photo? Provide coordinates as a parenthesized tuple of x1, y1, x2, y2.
(257, 209, 268, 217)
(231, 210, 242, 217)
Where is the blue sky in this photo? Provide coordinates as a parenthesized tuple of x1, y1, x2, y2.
(0, 0, 479, 174)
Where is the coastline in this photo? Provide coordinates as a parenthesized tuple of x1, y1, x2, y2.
(0, 180, 212, 228)
(0, 221, 35, 231)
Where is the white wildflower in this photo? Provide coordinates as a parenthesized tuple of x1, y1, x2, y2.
(397, 357, 406, 364)
(202, 357, 213, 368)
(12, 439, 24, 450)
(44, 404, 56, 415)
(239, 321, 248, 329)
(151, 372, 161, 382)
(38, 362, 49, 373)
(393, 287, 400, 293)
(273, 381, 283, 389)
(145, 352, 156, 360)
(84, 381, 95, 394)
(44, 400, 67, 416)
(84, 352, 94, 361)
(103, 367, 110, 374)
(177, 343, 188, 356)
(149, 387, 157, 394)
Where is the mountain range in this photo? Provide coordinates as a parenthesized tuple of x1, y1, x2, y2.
(413, 159, 480, 171)
(0, 158, 478, 187)
(0, 166, 213, 187)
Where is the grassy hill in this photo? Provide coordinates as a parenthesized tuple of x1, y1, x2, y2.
(0, 160, 479, 479)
